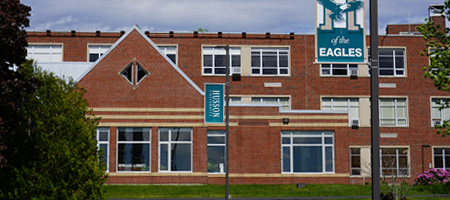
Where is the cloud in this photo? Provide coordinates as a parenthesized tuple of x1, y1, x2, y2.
(22, 0, 439, 34)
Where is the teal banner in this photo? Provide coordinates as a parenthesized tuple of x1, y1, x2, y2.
(205, 84, 224, 123)
(316, 0, 366, 63)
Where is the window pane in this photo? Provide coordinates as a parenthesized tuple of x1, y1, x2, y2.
(89, 54, 99, 62)
(118, 128, 150, 141)
(282, 147, 291, 172)
(100, 143, 108, 167)
(118, 144, 150, 171)
(204, 55, 213, 67)
(121, 63, 133, 83)
(171, 143, 191, 171)
(215, 55, 226, 66)
(293, 146, 323, 173)
(251, 56, 260, 67)
(208, 136, 225, 144)
(99, 129, 109, 141)
(167, 54, 176, 63)
(171, 128, 191, 141)
(207, 146, 225, 173)
(293, 137, 322, 144)
(137, 63, 147, 83)
(232, 55, 240, 67)
(160, 144, 168, 170)
(325, 147, 333, 172)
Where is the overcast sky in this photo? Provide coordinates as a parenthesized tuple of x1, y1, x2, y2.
(21, 0, 444, 35)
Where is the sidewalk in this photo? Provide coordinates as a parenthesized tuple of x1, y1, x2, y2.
(109, 193, 450, 200)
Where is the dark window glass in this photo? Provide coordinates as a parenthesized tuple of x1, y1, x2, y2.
(204, 55, 213, 67)
(136, 63, 147, 83)
(167, 54, 176, 64)
(121, 63, 133, 83)
(89, 54, 99, 62)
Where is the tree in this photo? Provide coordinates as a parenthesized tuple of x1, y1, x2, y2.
(418, 1, 450, 136)
(0, 60, 107, 199)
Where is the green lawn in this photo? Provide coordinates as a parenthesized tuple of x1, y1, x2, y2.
(103, 184, 450, 199)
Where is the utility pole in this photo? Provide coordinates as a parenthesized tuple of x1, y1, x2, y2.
(369, 0, 380, 199)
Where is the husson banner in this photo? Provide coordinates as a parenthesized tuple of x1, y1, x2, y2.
(315, 0, 366, 63)
(204, 83, 224, 123)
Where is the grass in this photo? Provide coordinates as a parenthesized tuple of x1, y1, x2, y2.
(103, 184, 449, 199)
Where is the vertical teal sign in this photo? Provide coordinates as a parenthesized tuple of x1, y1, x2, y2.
(316, 0, 366, 63)
(205, 83, 224, 123)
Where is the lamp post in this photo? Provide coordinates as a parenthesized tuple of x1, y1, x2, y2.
(369, 0, 380, 199)
(215, 45, 230, 200)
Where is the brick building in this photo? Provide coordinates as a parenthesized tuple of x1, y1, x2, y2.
(26, 5, 450, 185)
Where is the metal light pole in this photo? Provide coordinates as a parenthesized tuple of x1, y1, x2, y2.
(369, 0, 380, 199)
(215, 45, 230, 200)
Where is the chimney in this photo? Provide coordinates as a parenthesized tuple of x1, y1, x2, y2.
(429, 4, 446, 32)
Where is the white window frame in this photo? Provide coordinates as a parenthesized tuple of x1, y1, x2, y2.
(116, 127, 151, 173)
(26, 44, 63, 62)
(251, 47, 289, 76)
(281, 131, 334, 174)
(379, 98, 407, 127)
(251, 97, 290, 110)
(378, 48, 405, 77)
(431, 98, 450, 126)
(88, 44, 111, 62)
(207, 130, 226, 174)
(433, 147, 450, 170)
(379, 148, 409, 177)
(350, 148, 361, 176)
(158, 45, 177, 64)
(96, 128, 109, 172)
(350, 147, 409, 177)
(321, 98, 359, 125)
(202, 46, 241, 75)
(321, 64, 358, 76)
(158, 128, 193, 173)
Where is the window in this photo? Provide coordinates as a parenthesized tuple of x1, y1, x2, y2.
(120, 61, 148, 85)
(322, 98, 359, 124)
(350, 147, 409, 176)
(378, 48, 405, 76)
(229, 97, 242, 104)
(26, 44, 63, 62)
(380, 148, 408, 176)
(97, 128, 109, 171)
(251, 47, 289, 75)
(350, 148, 361, 176)
(159, 128, 192, 172)
(282, 131, 334, 173)
(88, 45, 111, 62)
(207, 130, 225, 173)
(117, 128, 151, 172)
(431, 98, 450, 125)
(251, 97, 290, 110)
(203, 47, 241, 75)
(158, 46, 177, 64)
(379, 98, 407, 126)
(321, 64, 358, 76)
(434, 148, 450, 170)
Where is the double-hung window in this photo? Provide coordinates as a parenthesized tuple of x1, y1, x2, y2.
(434, 148, 450, 170)
(282, 131, 334, 173)
(350, 147, 409, 176)
(26, 44, 63, 62)
(207, 130, 226, 173)
(203, 47, 241, 75)
(379, 98, 407, 126)
(378, 48, 405, 76)
(251, 97, 290, 110)
(431, 98, 450, 125)
(159, 128, 192, 172)
(321, 64, 358, 76)
(251, 47, 289, 75)
(117, 128, 151, 172)
(97, 128, 109, 171)
(350, 148, 361, 176)
(158, 46, 177, 64)
(88, 45, 111, 62)
(322, 98, 359, 124)
(380, 148, 408, 176)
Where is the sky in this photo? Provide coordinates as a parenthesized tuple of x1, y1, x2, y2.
(21, 0, 444, 35)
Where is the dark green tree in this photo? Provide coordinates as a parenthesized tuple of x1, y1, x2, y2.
(0, 60, 107, 199)
(418, 1, 450, 136)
